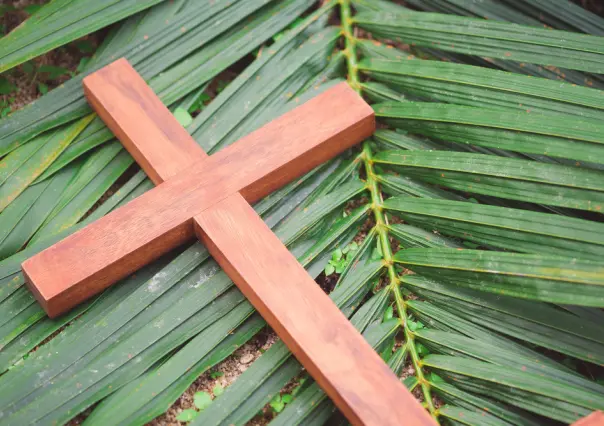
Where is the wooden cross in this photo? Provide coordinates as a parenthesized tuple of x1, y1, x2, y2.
(21, 59, 434, 426)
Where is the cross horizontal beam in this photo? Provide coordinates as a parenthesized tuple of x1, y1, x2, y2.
(22, 65, 374, 316)
(22, 59, 435, 426)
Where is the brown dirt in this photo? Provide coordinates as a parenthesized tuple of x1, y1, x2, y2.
(2, 0, 45, 34)
(577, 0, 604, 16)
(0, 36, 100, 111)
(151, 329, 278, 425)
(156, 218, 374, 425)
(1, 1, 102, 114)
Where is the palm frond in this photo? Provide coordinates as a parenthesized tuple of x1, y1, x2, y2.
(0, 0, 603, 424)
(405, 0, 604, 36)
(397, 248, 604, 306)
(374, 150, 604, 210)
(0, 0, 168, 73)
(354, 10, 604, 74)
(426, 354, 601, 422)
(360, 58, 604, 118)
(385, 197, 604, 258)
(375, 104, 604, 166)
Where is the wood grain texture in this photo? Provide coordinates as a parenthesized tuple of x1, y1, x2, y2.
(83, 58, 208, 184)
(23, 60, 374, 318)
(20, 58, 436, 426)
(194, 194, 434, 426)
(574, 412, 604, 426)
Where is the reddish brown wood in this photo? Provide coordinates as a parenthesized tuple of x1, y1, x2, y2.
(574, 412, 604, 426)
(23, 67, 373, 317)
(83, 58, 208, 184)
(194, 194, 434, 426)
(21, 58, 434, 426)
(31, 61, 213, 315)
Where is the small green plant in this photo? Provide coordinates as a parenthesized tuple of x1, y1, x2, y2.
(0, 76, 15, 95)
(189, 92, 210, 113)
(173, 107, 193, 127)
(193, 391, 213, 411)
(382, 305, 394, 322)
(268, 377, 307, 415)
(406, 317, 425, 332)
(175, 390, 214, 423)
(269, 393, 292, 413)
(23, 4, 44, 16)
(37, 82, 48, 95)
(0, 76, 17, 117)
(74, 39, 95, 54)
(38, 64, 71, 80)
(0, 100, 13, 117)
(415, 342, 429, 357)
(15, 59, 77, 98)
(268, 377, 305, 416)
(212, 384, 224, 396)
(209, 370, 224, 379)
(324, 241, 358, 276)
(273, 17, 304, 42)
(175, 409, 197, 422)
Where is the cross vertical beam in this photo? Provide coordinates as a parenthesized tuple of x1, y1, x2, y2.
(195, 194, 416, 425)
(22, 59, 435, 426)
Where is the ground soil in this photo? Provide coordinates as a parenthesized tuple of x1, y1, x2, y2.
(1, 1, 102, 112)
(151, 330, 279, 425)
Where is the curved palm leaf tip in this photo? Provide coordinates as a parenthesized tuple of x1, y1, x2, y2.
(1, 0, 604, 425)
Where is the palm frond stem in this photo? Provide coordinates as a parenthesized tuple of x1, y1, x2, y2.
(340, 0, 437, 418)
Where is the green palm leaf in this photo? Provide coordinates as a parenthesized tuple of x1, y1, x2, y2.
(374, 103, 604, 165)
(354, 10, 604, 73)
(405, 276, 604, 363)
(396, 248, 604, 306)
(405, 0, 604, 36)
(0, 0, 167, 73)
(431, 380, 542, 426)
(1, 0, 604, 424)
(424, 355, 601, 422)
(360, 58, 604, 119)
(384, 197, 604, 258)
(374, 150, 604, 210)
(417, 328, 603, 387)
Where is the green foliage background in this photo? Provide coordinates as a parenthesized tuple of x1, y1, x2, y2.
(0, 0, 603, 424)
